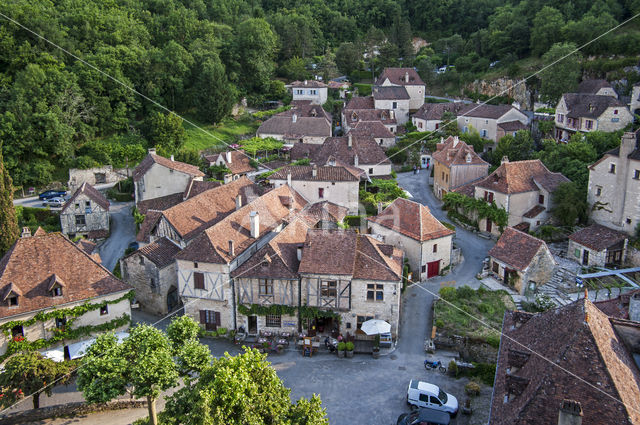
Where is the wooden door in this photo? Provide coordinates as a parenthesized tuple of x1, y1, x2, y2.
(427, 261, 440, 278)
(582, 249, 589, 266)
(248, 316, 257, 334)
(486, 219, 492, 233)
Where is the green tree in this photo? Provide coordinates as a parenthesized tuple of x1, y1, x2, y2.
(146, 112, 186, 154)
(166, 316, 212, 377)
(191, 54, 237, 123)
(530, 7, 565, 57)
(539, 43, 582, 105)
(491, 130, 535, 165)
(335, 42, 362, 76)
(0, 351, 74, 409)
(0, 147, 18, 255)
(231, 18, 278, 94)
(78, 326, 179, 425)
(551, 181, 588, 226)
(279, 57, 310, 81)
(162, 348, 328, 425)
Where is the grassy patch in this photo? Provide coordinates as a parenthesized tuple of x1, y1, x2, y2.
(434, 286, 514, 347)
(183, 115, 260, 152)
(353, 83, 372, 96)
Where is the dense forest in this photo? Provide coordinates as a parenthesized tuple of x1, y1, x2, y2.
(1, 0, 639, 187)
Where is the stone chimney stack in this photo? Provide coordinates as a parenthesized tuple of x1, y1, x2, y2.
(304, 80, 308, 86)
(296, 245, 303, 261)
(354, 154, 359, 167)
(312, 164, 317, 177)
(224, 174, 232, 184)
(226, 151, 232, 163)
(348, 133, 353, 147)
(558, 400, 582, 425)
(501, 156, 510, 165)
(148, 148, 156, 155)
(405, 71, 409, 83)
(292, 113, 297, 123)
(629, 292, 640, 322)
(228, 240, 234, 257)
(377, 202, 383, 215)
(620, 132, 637, 162)
(170, 155, 174, 161)
(287, 171, 292, 186)
(235, 194, 242, 210)
(21, 227, 31, 238)
(453, 135, 459, 147)
(250, 211, 260, 238)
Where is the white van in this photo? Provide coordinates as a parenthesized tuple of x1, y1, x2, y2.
(407, 380, 458, 417)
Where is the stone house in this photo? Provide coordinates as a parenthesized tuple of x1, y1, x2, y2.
(431, 136, 489, 199)
(290, 133, 393, 178)
(577, 79, 618, 98)
(0, 229, 131, 357)
(341, 96, 398, 134)
(349, 120, 396, 148)
(372, 86, 411, 125)
(587, 132, 640, 235)
(328, 80, 350, 99)
(256, 101, 332, 145)
(630, 83, 640, 116)
(367, 198, 455, 281)
(173, 185, 308, 332)
(133, 149, 205, 204)
(457, 103, 529, 145)
(568, 224, 628, 267)
(412, 102, 464, 132)
(459, 158, 569, 235)
(287, 80, 328, 105)
(121, 237, 182, 316)
(298, 229, 404, 338)
(375, 68, 426, 111)
(488, 227, 556, 294)
(269, 164, 361, 214)
(68, 165, 128, 192)
(204, 151, 256, 180)
(60, 182, 110, 240)
(554, 93, 632, 142)
(490, 298, 640, 425)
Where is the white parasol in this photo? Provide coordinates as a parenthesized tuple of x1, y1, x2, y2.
(360, 319, 391, 335)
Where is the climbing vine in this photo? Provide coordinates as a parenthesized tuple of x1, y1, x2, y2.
(237, 303, 341, 323)
(442, 192, 508, 230)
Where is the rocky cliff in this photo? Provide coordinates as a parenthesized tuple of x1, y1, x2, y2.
(467, 78, 533, 110)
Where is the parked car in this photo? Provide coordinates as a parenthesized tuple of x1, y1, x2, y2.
(397, 407, 451, 425)
(39, 190, 67, 200)
(42, 197, 65, 208)
(407, 380, 458, 417)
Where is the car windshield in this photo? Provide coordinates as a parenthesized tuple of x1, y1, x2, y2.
(438, 389, 448, 404)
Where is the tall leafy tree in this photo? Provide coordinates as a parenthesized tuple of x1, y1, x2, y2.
(530, 7, 565, 57)
(551, 181, 588, 226)
(230, 18, 278, 94)
(145, 112, 186, 154)
(491, 130, 535, 165)
(539, 43, 582, 105)
(0, 146, 18, 255)
(335, 42, 362, 76)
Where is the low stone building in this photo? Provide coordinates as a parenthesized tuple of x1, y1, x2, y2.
(68, 165, 128, 192)
(568, 224, 628, 267)
(0, 229, 132, 357)
(488, 227, 556, 295)
(457, 103, 529, 145)
(60, 182, 110, 240)
(121, 237, 182, 316)
(372, 86, 410, 125)
(342, 102, 398, 134)
(367, 198, 455, 281)
(256, 101, 332, 145)
(269, 164, 360, 214)
(577, 79, 618, 98)
(204, 151, 256, 180)
(349, 120, 396, 148)
(432, 136, 489, 199)
(412, 102, 463, 132)
(554, 93, 632, 141)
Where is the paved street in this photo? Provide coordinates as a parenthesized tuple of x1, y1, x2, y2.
(13, 183, 118, 208)
(98, 201, 136, 272)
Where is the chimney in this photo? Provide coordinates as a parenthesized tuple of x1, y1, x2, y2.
(235, 194, 242, 210)
(292, 113, 297, 123)
(228, 240, 235, 257)
(620, 132, 637, 160)
(304, 80, 308, 86)
(287, 195, 294, 211)
(170, 155, 174, 161)
(287, 171, 292, 186)
(348, 133, 353, 147)
(629, 293, 640, 322)
(354, 154, 359, 167)
(453, 136, 459, 147)
(377, 202, 383, 215)
(250, 211, 259, 238)
(226, 151, 232, 164)
(312, 164, 317, 177)
(390, 110, 395, 119)
(501, 156, 510, 165)
(296, 245, 303, 261)
(405, 71, 409, 83)
(558, 400, 582, 425)
(21, 227, 31, 238)
(148, 148, 156, 155)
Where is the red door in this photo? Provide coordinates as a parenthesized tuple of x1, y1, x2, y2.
(427, 261, 440, 278)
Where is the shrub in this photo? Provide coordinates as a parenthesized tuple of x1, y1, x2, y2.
(439, 287, 457, 301)
(457, 286, 474, 299)
(217, 327, 228, 337)
(345, 342, 354, 351)
(337, 342, 346, 351)
(448, 360, 459, 377)
(435, 319, 444, 328)
(465, 381, 481, 396)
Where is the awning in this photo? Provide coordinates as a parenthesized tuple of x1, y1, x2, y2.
(68, 331, 129, 360)
(40, 347, 65, 363)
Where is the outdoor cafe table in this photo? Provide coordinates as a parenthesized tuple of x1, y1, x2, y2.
(275, 337, 289, 346)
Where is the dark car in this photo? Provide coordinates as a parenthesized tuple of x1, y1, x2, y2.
(397, 407, 451, 425)
(38, 190, 67, 200)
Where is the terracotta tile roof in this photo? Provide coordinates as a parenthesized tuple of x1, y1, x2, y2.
(33, 227, 47, 237)
(269, 165, 360, 182)
(136, 193, 184, 214)
(204, 151, 256, 175)
(431, 136, 488, 168)
(512, 222, 530, 232)
(0, 232, 130, 319)
(61, 182, 110, 213)
(231, 218, 311, 279)
(328, 81, 350, 89)
(161, 177, 262, 242)
(459, 103, 518, 119)
(523, 205, 545, 219)
(367, 198, 454, 242)
(578, 79, 613, 94)
(87, 229, 109, 240)
(282, 101, 332, 121)
(474, 159, 569, 194)
(344, 96, 374, 110)
(137, 237, 181, 268)
(498, 120, 528, 132)
(562, 93, 626, 119)
(593, 289, 640, 319)
(175, 185, 308, 264)
(569, 224, 628, 251)
(75, 239, 96, 255)
(298, 230, 403, 281)
(350, 121, 395, 139)
(136, 210, 163, 243)
(288, 80, 328, 88)
(375, 68, 425, 86)
(182, 180, 221, 200)
(316, 135, 391, 165)
(490, 299, 640, 425)
(133, 153, 204, 182)
(372, 86, 410, 100)
(299, 201, 348, 225)
(289, 144, 322, 161)
(452, 181, 477, 197)
(256, 115, 332, 139)
(412, 102, 465, 121)
(489, 227, 549, 271)
(343, 109, 397, 127)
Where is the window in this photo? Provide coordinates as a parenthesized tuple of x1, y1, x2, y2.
(538, 194, 544, 204)
(418, 122, 423, 129)
(194, 262, 198, 268)
(194, 272, 205, 290)
(610, 164, 616, 174)
(484, 191, 494, 202)
(85, 201, 91, 208)
(430, 396, 442, 405)
(585, 120, 593, 130)
(369, 168, 374, 174)
(612, 118, 619, 123)
(310, 89, 317, 95)
(392, 102, 397, 109)
(74, 203, 80, 209)
(11, 325, 23, 338)
(595, 186, 602, 196)
(614, 109, 619, 115)
(139, 256, 144, 265)
(422, 265, 426, 273)
(266, 314, 281, 327)
(485, 120, 489, 124)
(441, 172, 445, 180)
(52, 286, 62, 297)
(634, 170, 640, 180)
(199, 310, 219, 331)
(55, 317, 66, 329)
(627, 218, 632, 224)
(463, 126, 469, 133)
(433, 244, 438, 253)
(8, 296, 18, 307)
(150, 278, 156, 289)
(367, 283, 383, 301)
(321, 280, 337, 297)
(295, 89, 303, 95)
(75, 215, 86, 225)
(356, 315, 374, 330)
(557, 114, 564, 123)
(435, 123, 439, 130)
(492, 262, 499, 273)
(419, 394, 429, 403)
(574, 249, 580, 258)
(445, 175, 448, 183)
(259, 279, 273, 296)
(481, 129, 488, 138)
(318, 188, 324, 199)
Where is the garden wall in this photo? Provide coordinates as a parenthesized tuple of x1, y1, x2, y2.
(0, 400, 147, 425)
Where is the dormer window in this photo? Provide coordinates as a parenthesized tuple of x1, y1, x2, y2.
(47, 274, 65, 297)
(8, 296, 18, 307)
(3, 283, 22, 307)
(52, 287, 62, 297)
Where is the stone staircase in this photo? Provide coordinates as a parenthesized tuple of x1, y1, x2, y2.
(536, 267, 575, 307)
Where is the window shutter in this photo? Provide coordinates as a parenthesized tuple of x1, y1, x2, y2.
(215, 312, 221, 325)
(199, 310, 206, 324)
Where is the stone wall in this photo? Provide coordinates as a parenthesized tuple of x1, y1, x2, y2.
(0, 400, 147, 425)
(68, 166, 129, 191)
(466, 78, 532, 110)
(433, 332, 498, 363)
(121, 253, 178, 316)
